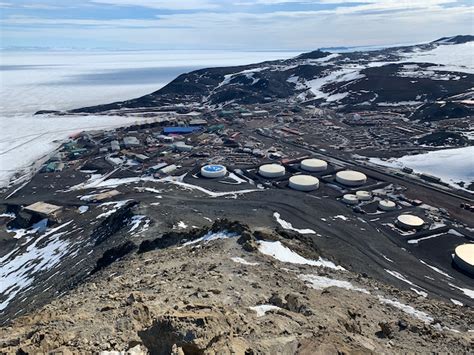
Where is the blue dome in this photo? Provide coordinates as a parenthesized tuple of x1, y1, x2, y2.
(203, 165, 225, 172)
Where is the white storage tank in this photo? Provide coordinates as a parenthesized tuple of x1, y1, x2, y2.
(396, 214, 425, 230)
(356, 190, 372, 201)
(259, 164, 286, 178)
(301, 158, 328, 172)
(378, 199, 397, 211)
(336, 170, 367, 186)
(342, 194, 359, 205)
(453, 244, 474, 275)
(201, 164, 227, 178)
(289, 175, 319, 192)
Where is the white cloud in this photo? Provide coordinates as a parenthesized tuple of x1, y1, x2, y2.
(22, 4, 63, 10)
(2, 1, 472, 50)
(244, 0, 461, 14)
(89, 0, 220, 10)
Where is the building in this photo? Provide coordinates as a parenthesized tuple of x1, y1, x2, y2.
(280, 127, 303, 136)
(259, 164, 286, 178)
(126, 152, 149, 163)
(289, 175, 319, 191)
(111, 140, 120, 152)
(301, 159, 327, 172)
(24, 202, 62, 219)
(148, 163, 168, 173)
(123, 136, 140, 148)
(336, 170, 367, 186)
(453, 244, 474, 275)
(342, 194, 359, 205)
(378, 199, 397, 211)
(201, 165, 227, 178)
(159, 164, 177, 175)
(85, 190, 121, 202)
(208, 124, 225, 133)
(189, 119, 207, 126)
(174, 142, 193, 152)
(420, 173, 441, 183)
(68, 148, 88, 158)
(43, 162, 64, 173)
(355, 190, 371, 201)
(396, 214, 425, 230)
(163, 126, 202, 135)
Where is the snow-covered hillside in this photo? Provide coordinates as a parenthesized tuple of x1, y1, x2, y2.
(70, 35, 473, 114)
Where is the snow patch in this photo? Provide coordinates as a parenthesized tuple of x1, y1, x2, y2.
(419, 260, 453, 279)
(129, 215, 148, 233)
(182, 230, 238, 247)
(450, 299, 463, 306)
(385, 269, 426, 297)
(249, 304, 281, 317)
(176, 221, 188, 229)
(96, 200, 131, 219)
(78, 206, 89, 214)
(378, 296, 433, 324)
(273, 212, 315, 234)
(448, 283, 474, 299)
(299, 274, 369, 294)
(411, 288, 428, 298)
(305, 68, 365, 101)
(231, 257, 259, 266)
(258, 240, 345, 270)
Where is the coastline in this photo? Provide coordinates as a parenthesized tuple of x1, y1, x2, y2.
(0, 114, 169, 192)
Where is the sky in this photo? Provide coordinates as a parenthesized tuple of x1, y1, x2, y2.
(0, 0, 473, 51)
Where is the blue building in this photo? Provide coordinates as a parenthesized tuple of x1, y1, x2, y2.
(163, 126, 202, 135)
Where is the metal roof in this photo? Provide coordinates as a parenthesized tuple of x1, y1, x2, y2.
(163, 126, 202, 134)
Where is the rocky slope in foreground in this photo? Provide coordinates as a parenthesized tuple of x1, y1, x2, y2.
(60, 35, 474, 120)
(1, 221, 472, 354)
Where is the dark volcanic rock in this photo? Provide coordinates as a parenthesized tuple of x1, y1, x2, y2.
(34, 110, 61, 115)
(296, 49, 332, 60)
(139, 219, 251, 254)
(416, 131, 468, 146)
(91, 241, 137, 274)
(410, 102, 474, 121)
(92, 201, 138, 246)
(432, 35, 474, 44)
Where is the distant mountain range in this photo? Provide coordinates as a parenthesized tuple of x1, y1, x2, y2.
(54, 35, 474, 120)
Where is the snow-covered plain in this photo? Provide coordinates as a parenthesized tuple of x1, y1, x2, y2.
(0, 50, 299, 189)
(368, 146, 474, 192)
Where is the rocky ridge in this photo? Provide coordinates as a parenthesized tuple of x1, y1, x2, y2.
(1, 220, 473, 354)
